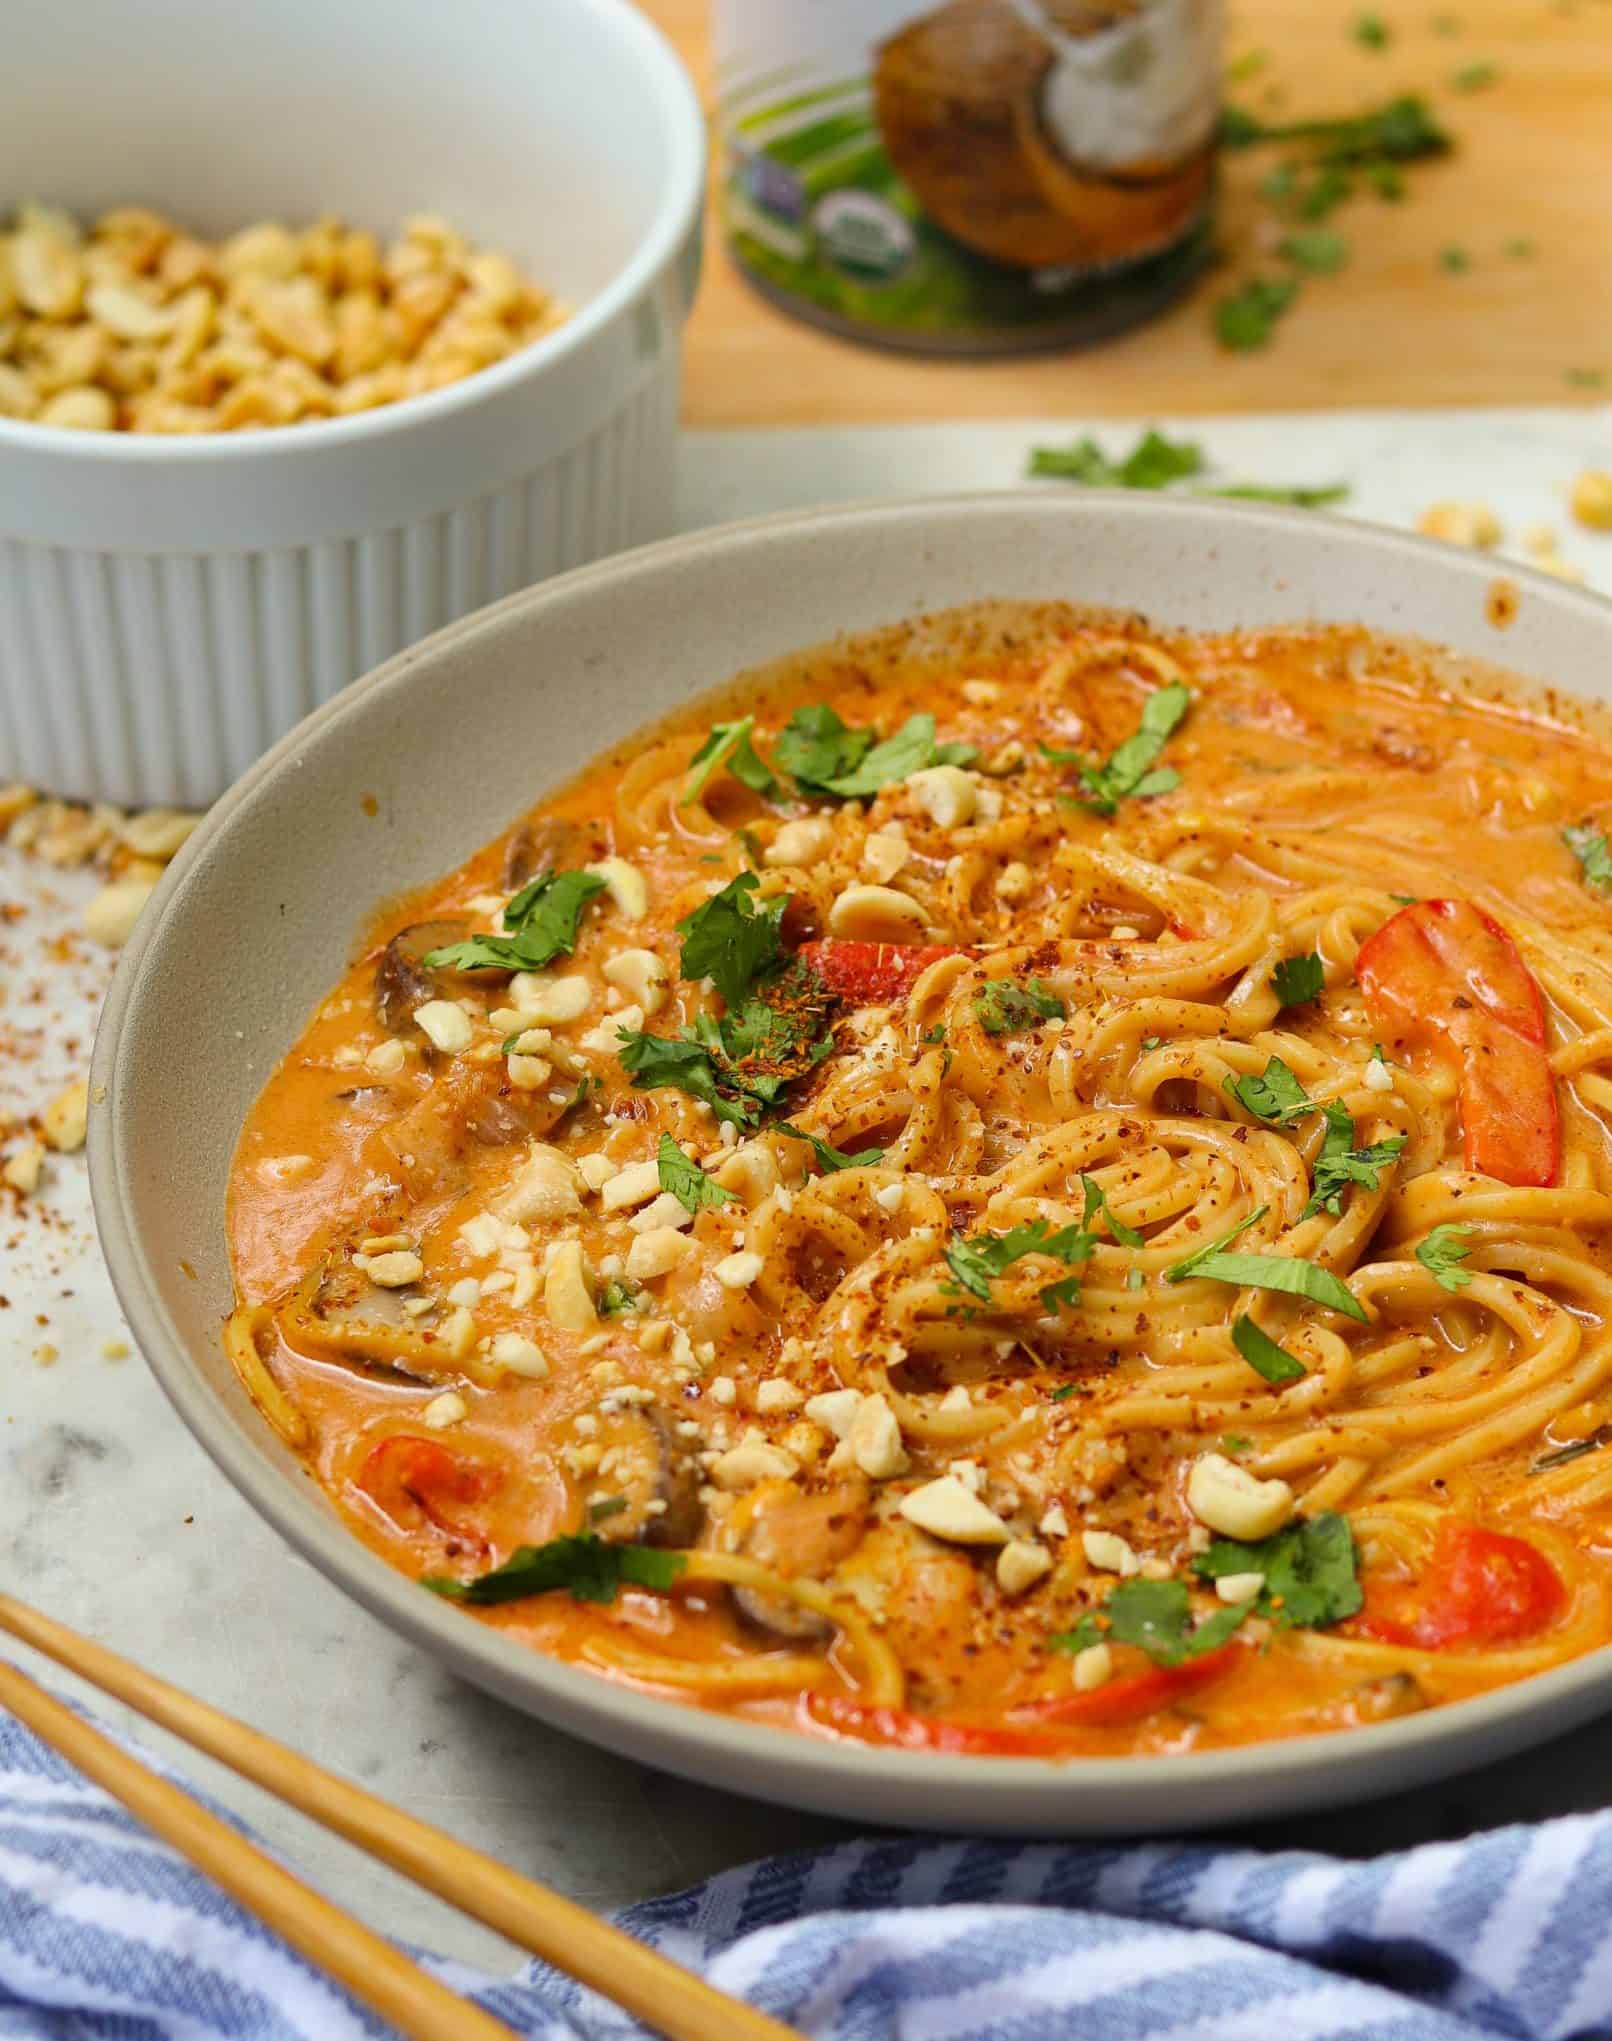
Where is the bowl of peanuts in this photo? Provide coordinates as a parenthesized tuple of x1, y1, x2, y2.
(0, 0, 703, 809)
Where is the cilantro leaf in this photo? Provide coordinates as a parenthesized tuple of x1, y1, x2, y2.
(682, 716, 776, 804)
(1054, 683, 1192, 816)
(1053, 1578, 1249, 1666)
(676, 873, 786, 1009)
(1081, 1174, 1144, 1248)
(974, 977, 1066, 1036)
(1565, 823, 1612, 894)
(1028, 429, 1205, 491)
(1221, 94, 1449, 163)
(1272, 951, 1325, 1006)
(1165, 1207, 1269, 1281)
(1170, 1246, 1368, 1322)
(825, 713, 975, 798)
(657, 1133, 734, 1215)
(598, 1281, 640, 1317)
(1278, 228, 1349, 273)
(423, 1534, 686, 1606)
(619, 963, 836, 1130)
(1215, 276, 1299, 351)
(1232, 1313, 1307, 1384)
(1417, 1223, 1473, 1292)
(1210, 482, 1350, 508)
(1302, 1102, 1405, 1218)
(945, 1219, 1095, 1305)
(777, 1124, 885, 1173)
(1194, 1512, 1362, 1628)
(424, 869, 608, 974)
(1225, 1056, 1314, 1125)
(774, 704, 875, 795)
(617, 1029, 757, 1129)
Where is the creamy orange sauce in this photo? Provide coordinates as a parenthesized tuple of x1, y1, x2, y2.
(228, 603, 1612, 1757)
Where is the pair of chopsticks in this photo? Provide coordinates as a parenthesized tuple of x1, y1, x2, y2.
(0, 1594, 801, 2041)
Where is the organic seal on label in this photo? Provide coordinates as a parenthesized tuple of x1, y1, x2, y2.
(713, 0, 1223, 356)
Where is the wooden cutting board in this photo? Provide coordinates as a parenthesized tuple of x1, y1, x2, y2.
(639, 0, 1612, 425)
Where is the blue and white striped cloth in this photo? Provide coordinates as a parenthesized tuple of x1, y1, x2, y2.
(1, 1703, 1608, 2039)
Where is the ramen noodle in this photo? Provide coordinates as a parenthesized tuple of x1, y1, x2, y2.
(227, 603, 1612, 1758)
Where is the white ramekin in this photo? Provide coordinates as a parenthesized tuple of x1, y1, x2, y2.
(0, 0, 704, 808)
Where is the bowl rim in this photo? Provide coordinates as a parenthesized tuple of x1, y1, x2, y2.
(90, 488, 1612, 1817)
(0, 0, 704, 467)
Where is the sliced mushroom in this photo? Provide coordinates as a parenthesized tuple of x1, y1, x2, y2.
(727, 1476, 871, 1640)
(588, 1405, 703, 1549)
(374, 919, 469, 1035)
(279, 1258, 463, 1384)
(502, 816, 593, 890)
(377, 1062, 578, 1201)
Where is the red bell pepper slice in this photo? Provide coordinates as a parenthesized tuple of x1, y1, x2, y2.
(796, 939, 966, 1005)
(357, 1435, 500, 1553)
(806, 1646, 1236, 1753)
(1356, 898, 1559, 1186)
(1357, 1522, 1566, 1649)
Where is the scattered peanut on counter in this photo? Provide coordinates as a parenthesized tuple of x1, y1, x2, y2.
(0, 201, 568, 433)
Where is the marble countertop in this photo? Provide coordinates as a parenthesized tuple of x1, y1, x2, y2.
(5, 408, 1612, 1979)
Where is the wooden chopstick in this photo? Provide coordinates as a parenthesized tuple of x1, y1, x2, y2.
(0, 1595, 800, 2041)
(0, 1653, 518, 2041)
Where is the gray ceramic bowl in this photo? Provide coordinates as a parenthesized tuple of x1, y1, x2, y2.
(90, 492, 1612, 1834)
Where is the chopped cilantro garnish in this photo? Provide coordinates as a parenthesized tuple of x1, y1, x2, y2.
(1220, 1433, 1254, 1454)
(1081, 1174, 1144, 1248)
(424, 1534, 685, 1606)
(1225, 1056, 1314, 1126)
(424, 869, 608, 974)
(1049, 1383, 1078, 1402)
(736, 826, 765, 872)
(777, 1123, 885, 1173)
(676, 873, 786, 1009)
(1171, 1244, 1368, 1322)
(922, 1023, 947, 1044)
(619, 962, 836, 1130)
(657, 1133, 734, 1216)
(974, 977, 1066, 1036)
(1565, 823, 1612, 894)
(682, 716, 776, 804)
(1125, 1266, 1146, 1292)
(1278, 228, 1349, 272)
(1166, 1207, 1268, 1281)
(1140, 1035, 1163, 1051)
(1193, 1512, 1362, 1628)
(1053, 1579, 1248, 1666)
(1232, 1313, 1307, 1384)
(1417, 1224, 1473, 1292)
(1215, 275, 1299, 351)
(1272, 951, 1325, 1006)
(773, 703, 973, 799)
(597, 1281, 640, 1318)
(945, 1219, 1096, 1307)
(1027, 429, 1204, 490)
(587, 1495, 629, 1521)
(774, 704, 873, 794)
(1303, 1102, 1405, 1218)
(1048, 682, 1192, 816)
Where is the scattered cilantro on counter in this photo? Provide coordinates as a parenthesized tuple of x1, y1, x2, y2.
(1215, 275, 1299, 351)
(1278, 228, 1350, 273)
(1028, 428, 1204, 489)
